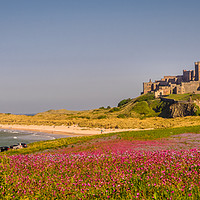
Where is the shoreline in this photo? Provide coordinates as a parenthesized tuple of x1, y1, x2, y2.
(0, 124, 153, 137)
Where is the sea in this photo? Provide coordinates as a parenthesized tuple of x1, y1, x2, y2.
(0, 129, 73, 147)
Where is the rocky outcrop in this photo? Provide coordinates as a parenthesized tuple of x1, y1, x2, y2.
(169, 103, 197, 118)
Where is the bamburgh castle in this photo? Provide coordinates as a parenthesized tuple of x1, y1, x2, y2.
(142, 61, 200, 97)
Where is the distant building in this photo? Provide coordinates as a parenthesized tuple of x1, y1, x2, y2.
(142, 61, 200, 98)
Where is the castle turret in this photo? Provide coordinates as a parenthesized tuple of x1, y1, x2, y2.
(195, 62, 200, 81)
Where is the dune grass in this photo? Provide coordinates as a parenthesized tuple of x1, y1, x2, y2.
(1, 112, 200, 130)
(1, 93, 200, 129)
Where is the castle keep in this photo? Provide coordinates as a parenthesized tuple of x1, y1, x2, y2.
(142, 62, 200, 97)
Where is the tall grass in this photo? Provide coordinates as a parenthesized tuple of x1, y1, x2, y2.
(1, 112, 200, 129)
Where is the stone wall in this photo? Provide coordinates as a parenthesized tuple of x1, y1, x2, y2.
(143, 82, 152, 94)
(142, 61, 200, 95)
(181, 81, 200, 93)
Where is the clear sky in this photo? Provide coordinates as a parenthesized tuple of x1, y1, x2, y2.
(1, 0, 200, 114)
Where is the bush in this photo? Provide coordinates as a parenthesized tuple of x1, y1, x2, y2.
(149, 100, 168, 112)
(99, 107, 105, 110)
(135, 93, 155, 103)
(194, 104, 200, 116)
(133, 101, 151, 115)
(118, 98, 132, 107)
(97, 115, 107, 119)
(117, 114, 130, 118)
(132, 101, 154, 116)
(109, 107, 120, 113)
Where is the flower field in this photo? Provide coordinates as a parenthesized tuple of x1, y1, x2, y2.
(1, 133, 200, 200)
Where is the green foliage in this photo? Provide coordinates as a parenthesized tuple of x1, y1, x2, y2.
(119, 125, 200, 140)
(118, 98, 132, 107)
(117, 114, 130, 118)
(135, 93, 155, 103)
(68, 115, 90, 119)
(149, 100, 170, 113)
(194, 104, 200, 116)
(191, 94, 200, 100)
(131, 99, 170, 118)
(99, 107, 105, 109)
(132, 101, 155, 116)
(97, 115, 107, 119)
(167, 93, 200, 101)
(109, 107, 120, 112)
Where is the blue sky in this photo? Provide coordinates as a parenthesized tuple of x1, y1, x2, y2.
(1, 0, 200, 113)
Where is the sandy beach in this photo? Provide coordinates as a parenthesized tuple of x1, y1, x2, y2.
(0, 124, 150, 136)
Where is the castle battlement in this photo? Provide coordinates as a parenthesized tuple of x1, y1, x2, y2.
(142, 62, 200, 97)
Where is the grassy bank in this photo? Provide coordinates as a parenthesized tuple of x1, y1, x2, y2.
(167, 93, 200, 101)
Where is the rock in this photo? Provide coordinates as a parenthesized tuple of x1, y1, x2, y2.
(169, 103, 197, 118)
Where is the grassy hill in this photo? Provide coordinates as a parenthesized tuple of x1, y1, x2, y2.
(33, 93, 200, 120)
(167, 93, 200, 101)
(36, 93, 169, 119)
(0, 93, 200, 129)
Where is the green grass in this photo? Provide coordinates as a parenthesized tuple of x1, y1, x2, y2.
(167, 93, 200, 101)
(132, 101, 158, 117)
(118, 125, 200, 140)
(135, 92, 155, 102)
(3, 125, 200, 156)
(118, 98, 132, 107)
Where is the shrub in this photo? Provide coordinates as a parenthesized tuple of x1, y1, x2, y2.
(109, 107, 120, 113)
(132, 101, 154, 115)
(97, 115, 107, 119)
(135, 93, 155, 103)
(117, 114, 130, 118)
(118, 98, 132, 107)
(99, 107, 105, 110)
(194, 104, 200, 116)
(149, 100, 169, 112)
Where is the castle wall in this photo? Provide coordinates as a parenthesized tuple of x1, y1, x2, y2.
(181, 81, 200, 93)
(162, 87, 171, 95)
(184, 70, 195, 82)
(191, 70, 195, 80)
(142, 61, 200, 95)
(163, 76, 176, 80)
(174, 85, 184, 94)
(152, 82, 159, 90)
(169, 84, 176, 94)
(176, 75, 183, 84)
(183, 70, 191, 82)
(195, 62, 200, 81)
(143, 82, 152, 94)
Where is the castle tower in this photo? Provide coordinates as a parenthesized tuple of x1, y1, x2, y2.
(195, 62, 200, 81)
